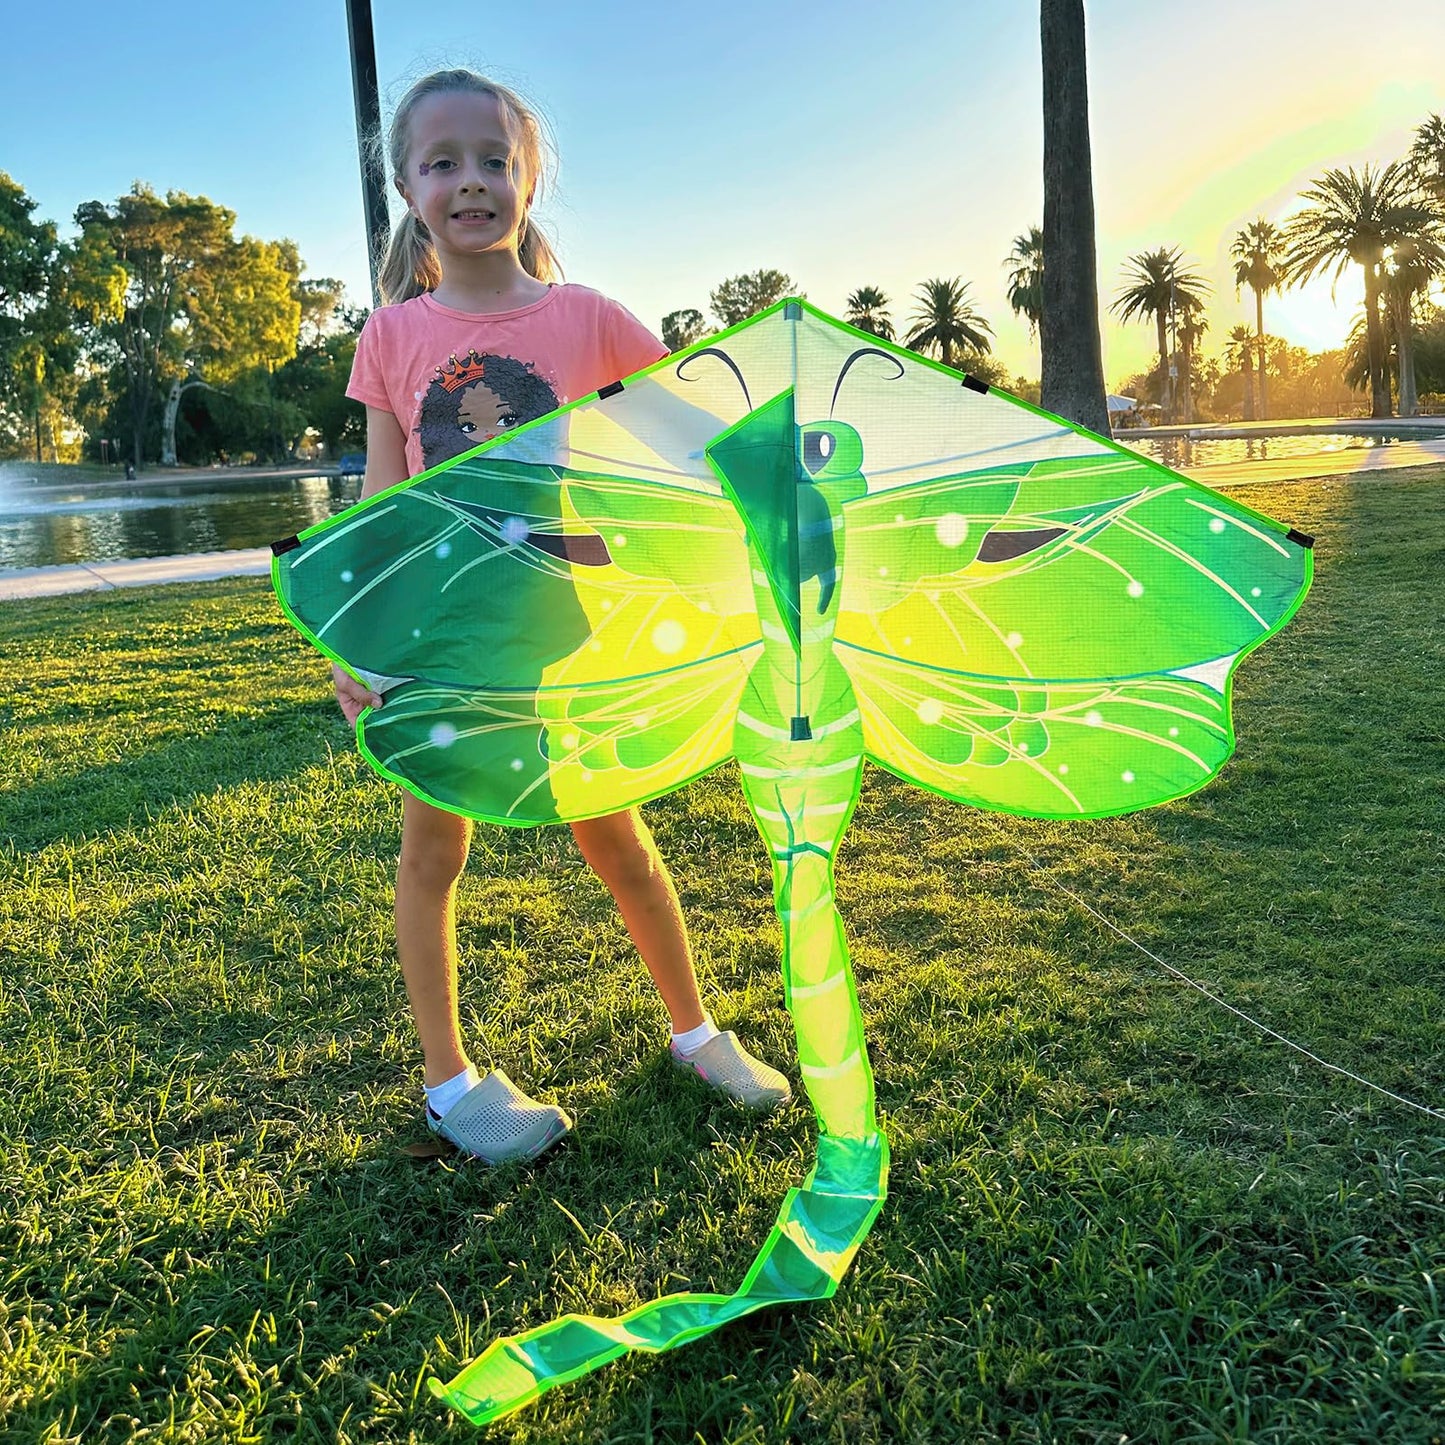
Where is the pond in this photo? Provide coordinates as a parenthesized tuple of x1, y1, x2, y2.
(1118, 430, 1425, 470)
(4, 430, 1440, 572)
(0, 468, 362, 570)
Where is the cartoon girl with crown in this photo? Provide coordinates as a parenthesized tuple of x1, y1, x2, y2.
(415, 349, 560, 469)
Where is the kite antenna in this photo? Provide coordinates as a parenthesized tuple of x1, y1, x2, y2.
(830, 348, 904, 417)
(676, 348, 752, 411)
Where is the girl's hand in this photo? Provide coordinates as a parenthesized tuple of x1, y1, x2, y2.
(332, 664, 383, 725)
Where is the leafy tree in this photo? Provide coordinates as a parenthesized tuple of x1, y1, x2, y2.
(1039, 0, 1109, 434)
(661, 308, 707, 351)
(1411, 303, 1445, 400)
(904, 278, 993, 368)
(1003, 226, 1044, 336)
(844, 286, 895, 340)
(0, 173, 75, 461)
(1231, 218, 1284, 420)
(296, 276, 345, 348)
(1280, 162, 1440, 419)
(1110, 247, 1209, 423)
(274, 330, 364, 457)
(709, 270, 796, 328)
(70, 185, 300, 468)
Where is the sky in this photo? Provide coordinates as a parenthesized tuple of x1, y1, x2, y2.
(2, 0, 1442, 387)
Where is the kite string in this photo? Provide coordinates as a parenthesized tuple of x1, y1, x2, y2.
(1004, 839, 1445, 1126)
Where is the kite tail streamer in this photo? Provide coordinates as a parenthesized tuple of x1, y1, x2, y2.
(428, 726, 888, 1427)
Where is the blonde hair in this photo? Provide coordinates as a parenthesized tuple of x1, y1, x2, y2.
(374, 69, 562, 305)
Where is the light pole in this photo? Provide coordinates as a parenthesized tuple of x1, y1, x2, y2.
(345, 0, 389, 307)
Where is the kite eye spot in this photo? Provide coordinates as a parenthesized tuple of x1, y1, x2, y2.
(1084, 710, 1104, 727)
(340, 570, 353, 583)
(1005, 631, 1023, 649)
(1127, 581, 1145, 598)
(1058, 764, 1069, 775)
(500, 515, 530, 544)
(430, 723, 458, 748)
(1209, 518, 1227, 534)
(1121, 771, 1136, 783)
(802, 430, 833, 474)
(510, 758, 525, 772)
(436, 541, 453, 559)
(1251, 586, 1262, 597)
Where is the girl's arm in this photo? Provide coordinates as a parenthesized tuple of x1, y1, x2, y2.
(333, 406, 411, 723)
(360, 404, 409, 499)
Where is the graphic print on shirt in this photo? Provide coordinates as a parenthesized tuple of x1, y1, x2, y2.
(416, 350, 560, 469)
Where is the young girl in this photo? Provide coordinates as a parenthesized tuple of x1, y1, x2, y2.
(338, 69, 789, 1163)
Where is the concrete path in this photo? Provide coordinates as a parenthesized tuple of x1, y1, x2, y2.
(3, 436, 1443, 602)
(0, 547, 273, 601)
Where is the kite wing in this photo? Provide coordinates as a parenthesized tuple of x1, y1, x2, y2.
(831, 444, 1312, 817)
(273, 454, 761, 822)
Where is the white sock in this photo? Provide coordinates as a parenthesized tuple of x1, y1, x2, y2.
(425, 1064, 482, 1119)
(671, 1017, 720, 1057)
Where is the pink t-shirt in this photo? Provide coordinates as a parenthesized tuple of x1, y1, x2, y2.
(347, 284, 667, 477)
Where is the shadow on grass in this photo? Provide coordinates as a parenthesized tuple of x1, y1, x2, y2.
(8, 1045, 817, 1444)
(0, 701, 341, 853)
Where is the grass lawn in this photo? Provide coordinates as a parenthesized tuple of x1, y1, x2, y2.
(1, 469, 1442, 1444)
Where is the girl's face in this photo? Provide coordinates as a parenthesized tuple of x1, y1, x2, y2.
(399, 90, 532, 263)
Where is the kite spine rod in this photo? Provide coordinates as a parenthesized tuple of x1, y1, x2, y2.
(1011, 842, 1445, 1125)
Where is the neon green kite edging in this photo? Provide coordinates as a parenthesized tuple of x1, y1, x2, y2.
(272, 299, 1312, 1424)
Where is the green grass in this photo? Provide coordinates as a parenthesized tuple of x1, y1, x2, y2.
(1, 470, 1442, 1444)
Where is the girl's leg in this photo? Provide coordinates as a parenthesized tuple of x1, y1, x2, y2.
(570, 808, 705, 1032)
(396, 791, 474, 1086)
(572, 808, 790, 1110)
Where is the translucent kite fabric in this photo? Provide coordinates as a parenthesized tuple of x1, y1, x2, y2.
(272, 300, 1312, 1423)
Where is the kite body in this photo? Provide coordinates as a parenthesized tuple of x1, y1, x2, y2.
(272, 300, 1311, 1423)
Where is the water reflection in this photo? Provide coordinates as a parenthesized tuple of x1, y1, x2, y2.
(1123, 431, 1406, 470)
(0, 471, 362, 569)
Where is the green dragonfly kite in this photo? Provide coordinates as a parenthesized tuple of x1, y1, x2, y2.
(273, 299, 1312, 1424)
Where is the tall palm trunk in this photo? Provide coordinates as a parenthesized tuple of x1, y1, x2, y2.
(1155, 311, 1170, 421)
(1241, 349, 1256, 421)
(1254, 287, 1268, 420)
(1362, 263, 1391, 418)
(1391, 289, 1419, 417)
(1039, 0, 1110, 435)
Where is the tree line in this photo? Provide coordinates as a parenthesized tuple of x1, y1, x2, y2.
(665, 112, 1445, 428)
(0, 179, 365, 469)
(4, 100, 1441, 468)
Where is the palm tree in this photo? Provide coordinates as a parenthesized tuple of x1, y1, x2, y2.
(1176, 299, 1208, 424)
(844, 286, 895, 340)
(1224, 323, 1257, 420)
(1039, 0, 1109, 434)
(1231, 219, 1284, 421)
(1384, 240, 1445, 416)
(1280, 162, 1440, 419)
(1110, 247, 1210, 423)
(1004, 226, 1044, 336)
(904, 278, 993, 369)
(1410, 113, 1445, 200)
